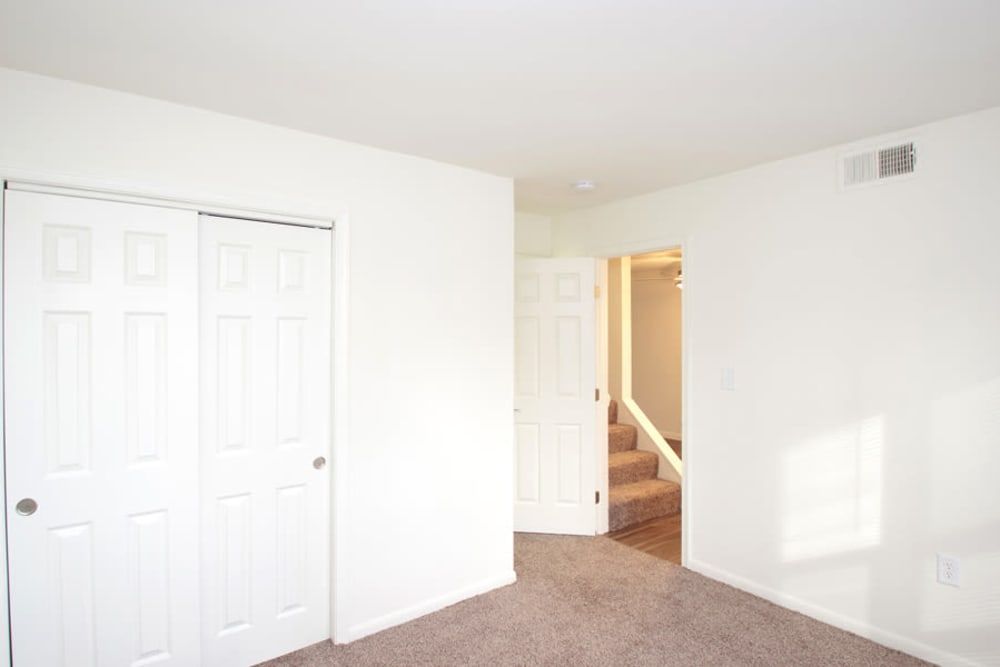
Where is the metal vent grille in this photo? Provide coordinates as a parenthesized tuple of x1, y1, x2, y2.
(843, 151, 878, 187)
(878, 142, 916, 179)
(842, 140, 917, 190)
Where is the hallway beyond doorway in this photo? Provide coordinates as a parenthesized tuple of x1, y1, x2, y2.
(608, 513, 682, 564)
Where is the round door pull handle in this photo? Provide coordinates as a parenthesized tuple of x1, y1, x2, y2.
(313, 456, 327, 470)
(15, 498, 38, 516)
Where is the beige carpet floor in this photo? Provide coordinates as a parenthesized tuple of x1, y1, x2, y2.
(261, 534, 927, 666)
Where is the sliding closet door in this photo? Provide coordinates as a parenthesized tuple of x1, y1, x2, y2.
(199, 215, 331, 666)
(4, 190, 201, 666)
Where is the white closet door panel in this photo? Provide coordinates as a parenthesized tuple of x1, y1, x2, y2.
(199, 216, 331, 666)
(4, 190, 201, 666)
(513, 257, 598, 535)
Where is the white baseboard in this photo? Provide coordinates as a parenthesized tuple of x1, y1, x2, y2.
(342, 570, 518, 643)
(687, 558, 976, 667)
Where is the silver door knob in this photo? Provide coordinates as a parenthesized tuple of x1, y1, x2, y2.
(15, 498, 37, 516)
(313, 456, 327, 470)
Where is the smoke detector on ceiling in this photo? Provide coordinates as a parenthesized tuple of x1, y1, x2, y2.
(572, 180, 597, 192)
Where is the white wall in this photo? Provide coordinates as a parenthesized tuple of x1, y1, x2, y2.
(607, 258, 623, 402)
(0, 68, 515, 644)
(555, 107, 1000, 666)
(631, 272, 683, 438)
(514, 211, 552, 256)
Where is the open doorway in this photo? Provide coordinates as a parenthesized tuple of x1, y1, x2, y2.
(511, 250, 683, 551)
(603, 249, 684, 564)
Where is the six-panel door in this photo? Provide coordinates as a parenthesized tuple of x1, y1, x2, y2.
(4, 190, 202, 665)
(3, 192, 333, 666)
(199, 215, 331, 666)
(513, 257, 598, 535)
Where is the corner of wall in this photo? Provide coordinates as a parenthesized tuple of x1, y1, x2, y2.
(342, 570, 517, 644)
(686, 559, 977, 667)
(514, 211, 553, 257)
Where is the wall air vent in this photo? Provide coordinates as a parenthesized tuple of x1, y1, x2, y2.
(843, 151, 878, 187)
(840, 141, 916, 190)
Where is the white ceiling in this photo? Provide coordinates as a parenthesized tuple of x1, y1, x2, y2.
(632, 249, 682, 270)
(2, 1, 999, 214)
(631, 249, 682, 280)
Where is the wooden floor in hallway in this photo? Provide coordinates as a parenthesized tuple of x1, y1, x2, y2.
(608, 513, 682, 564)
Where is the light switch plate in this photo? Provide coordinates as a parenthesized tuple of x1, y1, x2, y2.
(721, 368, 736, 391)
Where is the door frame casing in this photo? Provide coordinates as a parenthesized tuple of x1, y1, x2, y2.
(594, 260, 609, 535)
(0, 181, 9, 667)
(0, 171, 352, 661)
(587, 237, 690, 566)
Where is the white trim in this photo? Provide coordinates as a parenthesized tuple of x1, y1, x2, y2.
(621, 397, 682, 477)
(2, 170, 335, 228)
(687, 558, 973, 667)
(329, 211, 351, 643)
(679, 238, 693, 567)
(343, 571, 517, 643)
(0, 187, 10, 667)
(595, 260, 609, 535)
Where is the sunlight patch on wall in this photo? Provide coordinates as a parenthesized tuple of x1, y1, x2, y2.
(781, 416, 883, 562)
(929, 376, 1000, 531)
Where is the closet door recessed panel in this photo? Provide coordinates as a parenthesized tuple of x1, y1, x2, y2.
(4, 190, 201, 666)
(199, 215, 331, 666)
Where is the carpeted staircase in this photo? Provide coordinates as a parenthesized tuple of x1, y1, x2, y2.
(608, 399, 681, 531)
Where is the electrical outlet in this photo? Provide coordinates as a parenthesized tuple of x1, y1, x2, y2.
(937, 553, 961, 587)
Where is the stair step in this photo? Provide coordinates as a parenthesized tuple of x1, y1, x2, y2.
(608, 423, 637, 453)
(608, 399, 618, 424)
(608, 450, 658, 487)
(609, 479, 681, 532)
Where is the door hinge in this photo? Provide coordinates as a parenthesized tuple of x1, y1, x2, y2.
(595, 490, 600, 504)
(594, 284, 601, 298)
(595, 387, 600, 402)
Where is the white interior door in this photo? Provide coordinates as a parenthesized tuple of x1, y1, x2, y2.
(514, 257, 598, 535)
(199, 215, 331, 666)
(4, 190, 202, 665)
